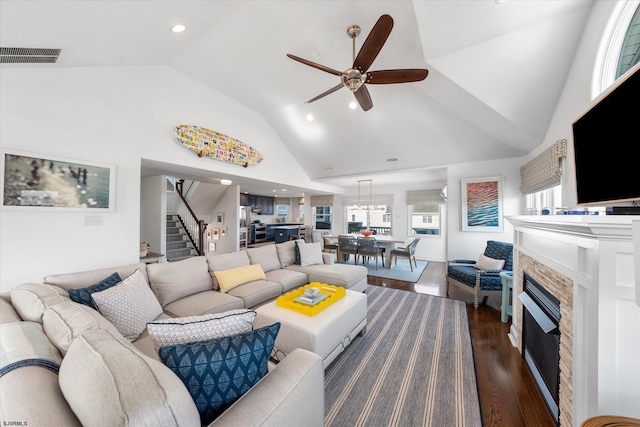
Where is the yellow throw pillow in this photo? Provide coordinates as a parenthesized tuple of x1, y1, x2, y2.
(214, 264, 267, 293)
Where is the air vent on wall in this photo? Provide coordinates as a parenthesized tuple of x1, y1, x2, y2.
(0, 47, 61, 64)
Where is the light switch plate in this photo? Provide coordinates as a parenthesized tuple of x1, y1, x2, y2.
(83, 215, 103, 225)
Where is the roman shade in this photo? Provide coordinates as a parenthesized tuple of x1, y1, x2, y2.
(520, 139, 567, 194)
(276, 198, 290, 206)
(310, 195, 334, 207)
(406, 189, 446, 205)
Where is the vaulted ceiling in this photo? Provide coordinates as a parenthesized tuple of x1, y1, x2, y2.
(0, 0, 595, 192)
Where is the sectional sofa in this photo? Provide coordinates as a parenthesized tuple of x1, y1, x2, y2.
(0, 240, 368, 426)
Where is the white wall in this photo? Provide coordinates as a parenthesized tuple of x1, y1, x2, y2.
(0, 65, 339, 292)
(521, 1, 619, 209)
(207, 186, 239, 254)
(140, 175, 166, 255)
(446, 158, 523, 261)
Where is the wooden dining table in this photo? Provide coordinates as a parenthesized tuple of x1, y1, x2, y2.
(326, 234, 416, 269)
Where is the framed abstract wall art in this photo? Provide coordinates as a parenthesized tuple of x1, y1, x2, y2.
(1, 149, 115, 212)
(461, 176, 503, 232)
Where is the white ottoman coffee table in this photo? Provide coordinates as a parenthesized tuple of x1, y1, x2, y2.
(253, 289, 367, 368)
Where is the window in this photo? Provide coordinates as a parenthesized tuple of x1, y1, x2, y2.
(314, 206, 332, 230)
(344, 205, 392, 235)
(410, 204, 440, 235)
(525, 185, 562, 214)
(276, 204, 288, 219)
(406, 189, 445, 236)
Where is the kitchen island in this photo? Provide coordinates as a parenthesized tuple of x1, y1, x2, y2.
(272, 225, 302, 243)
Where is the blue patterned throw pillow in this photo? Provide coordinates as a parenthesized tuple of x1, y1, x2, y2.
(159, 323, 280, 424)
(67, 272, 121, 310)
(294, 241, 301, 265)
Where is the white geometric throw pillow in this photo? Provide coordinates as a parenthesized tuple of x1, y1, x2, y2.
(146, 309, 256, 350)
(92, 269, 163, 341)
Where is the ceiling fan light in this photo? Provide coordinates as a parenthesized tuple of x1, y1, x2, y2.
(306, 113, 314, 121)
(349, 101, 358, 110)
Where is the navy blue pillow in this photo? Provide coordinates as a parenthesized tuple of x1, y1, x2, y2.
(67, 272, 122, 310)
(294, 241, 301, 265)
(159, 323, 280, 425)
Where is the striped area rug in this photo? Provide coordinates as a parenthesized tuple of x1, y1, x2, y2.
(324, 285, 481, 427)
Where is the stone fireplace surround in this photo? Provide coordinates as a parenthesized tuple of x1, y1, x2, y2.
(517, 252, 573, 427)
(506, 216, 639, 426)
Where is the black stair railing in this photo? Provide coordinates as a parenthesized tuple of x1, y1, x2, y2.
(175, 179, 207, 256)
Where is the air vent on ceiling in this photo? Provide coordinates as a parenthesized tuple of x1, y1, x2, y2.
(0, 47, 61, 64)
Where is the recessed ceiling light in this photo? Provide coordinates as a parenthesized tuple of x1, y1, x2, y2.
(282, 189, 287, 191)
(306, 114, 314, 121)
(324, 166, 334, 171)
(170, 24, 186, 33)
(349, 101, 357, 110)
(272, 189, 277, 192)
(220, 179, 232, 185)
(386, 158, 398, 162)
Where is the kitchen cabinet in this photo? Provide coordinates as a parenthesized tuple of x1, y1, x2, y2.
(246, 194, 274, 215)
(240, 193, 250, 206)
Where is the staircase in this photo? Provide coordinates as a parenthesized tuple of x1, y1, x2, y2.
(166, 214, 197, 262)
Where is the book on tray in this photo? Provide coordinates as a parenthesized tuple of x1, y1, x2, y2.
(294, 293, 329, 306)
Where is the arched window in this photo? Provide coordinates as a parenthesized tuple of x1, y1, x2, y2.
(593, 1, 640, 98)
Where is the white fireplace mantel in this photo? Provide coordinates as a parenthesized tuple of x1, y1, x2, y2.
(506, 215, 640, 425)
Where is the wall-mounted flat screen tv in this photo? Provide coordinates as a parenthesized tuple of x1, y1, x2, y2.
(572, 62, 640, 206)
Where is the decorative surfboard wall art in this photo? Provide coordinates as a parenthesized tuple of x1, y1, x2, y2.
(174, 125, 264, 168)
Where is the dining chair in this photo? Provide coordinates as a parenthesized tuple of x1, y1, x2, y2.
(337, 235, 358, 264)
(356, 236, 385, 270)
(389, 238, 420, 271)
(322, 235, 338, 256)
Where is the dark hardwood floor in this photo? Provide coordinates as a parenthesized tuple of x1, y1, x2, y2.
(368, 261, 557, 427)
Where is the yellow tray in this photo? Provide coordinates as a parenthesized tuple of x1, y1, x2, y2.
(276, 283, 345, 316)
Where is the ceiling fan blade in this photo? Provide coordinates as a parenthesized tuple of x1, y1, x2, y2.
(287, 54, 342, 76)
(366, 69, 429, 84)
(353, 14, 393, 73)
(354, 84, 373, 111)
(305, 83, 344, 104)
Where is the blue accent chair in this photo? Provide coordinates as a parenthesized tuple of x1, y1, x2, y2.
(446, 240, 514, 309)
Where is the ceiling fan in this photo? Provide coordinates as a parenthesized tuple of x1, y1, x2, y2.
(287, 14, 428, 111)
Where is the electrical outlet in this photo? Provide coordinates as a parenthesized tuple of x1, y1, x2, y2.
(83, 215, 103, 226)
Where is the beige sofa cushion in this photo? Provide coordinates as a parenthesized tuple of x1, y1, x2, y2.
(147, 256, 213, 306)
(275, 240, 304, 268)
(59, 329, 200, 427)
(0, 296, 22, 324)
(265, 269, 308, 292)
(42, 301, 123, 356)
(1, 363, 81, 426)
(43, 262, 148, 290)
(162, 290, 245, 318)
(206, 250, 250, 291)
(227, 280, 282, 308)
(246, 244, 282, 272)
(10, 283, 71, 323)
(286, 263, 368, 289)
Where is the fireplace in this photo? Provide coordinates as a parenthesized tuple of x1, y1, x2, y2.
(519, 272, 561, 424)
